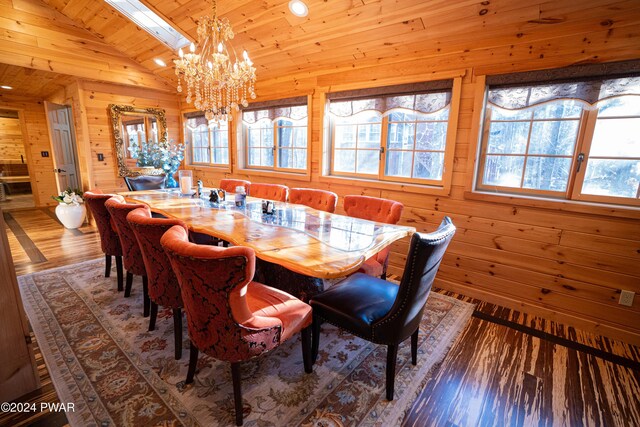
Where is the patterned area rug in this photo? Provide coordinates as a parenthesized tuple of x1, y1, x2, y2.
(18, 259, 474, 426)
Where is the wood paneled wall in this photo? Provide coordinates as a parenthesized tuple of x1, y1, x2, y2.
(0, 117, 25, 162)
(70, 81, 181, 193)
(181, 17, 640, 344)
(0, 95, 56, 206)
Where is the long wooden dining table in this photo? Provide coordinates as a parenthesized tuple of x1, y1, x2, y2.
(121, 189, 415, 281)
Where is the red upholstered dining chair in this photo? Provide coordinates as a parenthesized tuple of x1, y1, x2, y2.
(105, 196, 151, 317)
(343, 195, 404, 279)
(127, 208, 188, 360)
(289, 188, 338, 213)
(311, 217, 456, 401)
(249, 183, 289, 202)
(84, 191, 124, 292)
(219, 178, 251, 194)
(160, 225, 313, 426)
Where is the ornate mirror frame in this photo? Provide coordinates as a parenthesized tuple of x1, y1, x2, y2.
(109, 104, 168, 177)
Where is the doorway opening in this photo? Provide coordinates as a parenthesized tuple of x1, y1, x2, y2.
(0, 109, 35, 210)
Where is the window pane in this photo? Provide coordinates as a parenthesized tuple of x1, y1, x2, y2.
(293, 127, 307, 147)
(334, 150, 356, 173)
(358, 124, 381, 148)
(529, 120, 579, 155)
(416, 122, 447, 151)
(532, 101, 583, 119)
(248, 128, 262, 147)
(278, 147, 306, 169)
(523, 156, 571, 191)
(386, 150, 412, 177)
(194, 148, 209, 163)
(491, 107, 532, 121)
(387, 122, 414, 150)
(335, 125, 356, 148)
(590, 117, 640, 157)
(598, 96, 640, 117)
(212, 147, 228, 164)
(582, 159, 640, 198)
(277, 126, 293, 148)
(292, 148, 307, 169)
(356, 150, 379, 174)
(483, 155, 525, 187)
(414, 152, 444, 180)
(249, 148, 273, 167)
(487, 121, 529, 154)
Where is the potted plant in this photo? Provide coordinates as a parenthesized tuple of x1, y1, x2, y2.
(128, 139, 185, 188)
(52, 188, 86, 229)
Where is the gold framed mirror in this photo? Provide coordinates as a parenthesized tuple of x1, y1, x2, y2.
(109, 104, 168, 177)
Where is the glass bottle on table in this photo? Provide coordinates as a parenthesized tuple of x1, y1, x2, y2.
(235, 185, 246, 207)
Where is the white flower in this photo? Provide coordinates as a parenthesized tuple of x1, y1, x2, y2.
(63, 194, 73, 204)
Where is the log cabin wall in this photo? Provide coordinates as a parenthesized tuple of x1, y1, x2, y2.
(0, 95, 56, 206)
(182, 6, 640, 345)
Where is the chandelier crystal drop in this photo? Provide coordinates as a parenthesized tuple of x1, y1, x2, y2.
(174, 0, 256, 123)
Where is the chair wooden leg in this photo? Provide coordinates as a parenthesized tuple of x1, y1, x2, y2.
(124, 271, 133, 297)
(301, 326, 312, 374)
(311, 315, 321, 363)
(386, 344, 398, 401)
(142, 276, 150, 317)
(411, 329, 419, 366)
(105, 254, 111, 277)
(173, 308, 182, 360)
(231, 362, 243, 426)
(148, 302, 158, 331)
(115, 256, 123, 292)
(186, 342, 198, 384)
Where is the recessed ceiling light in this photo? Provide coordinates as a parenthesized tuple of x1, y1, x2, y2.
(288, 0, 308, 17)
(154, 58, 166, 67)
(0, 85, 12, 90)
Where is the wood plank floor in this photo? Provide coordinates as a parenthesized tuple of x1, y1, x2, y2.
(2, 207, 639, 427)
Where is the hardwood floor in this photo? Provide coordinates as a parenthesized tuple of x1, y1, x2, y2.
(3, 207, 639, 427)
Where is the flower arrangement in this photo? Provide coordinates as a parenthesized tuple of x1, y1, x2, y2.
(128, 139, 185, 187)
(52, 187, 84, 205)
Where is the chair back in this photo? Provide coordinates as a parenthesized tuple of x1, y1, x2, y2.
(289, 188, 338, 213)
(343, 195, 403, 224)
(344, 195, 404, 273)
(84, 190, 122, 256)
(161, 226, 281, 362)
(374, 217, 456, 342)
(219, 178, 251, 194)
(127, 208, 187, 308)
(105, 196, 149, 276)
(124, 175, 166, 191)
(249, 183, 289, 202)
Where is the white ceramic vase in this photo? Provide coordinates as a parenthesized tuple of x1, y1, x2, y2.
(55, 203, 87, 229)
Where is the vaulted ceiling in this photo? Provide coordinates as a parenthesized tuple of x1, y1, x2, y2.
(1, 0, 639, 100)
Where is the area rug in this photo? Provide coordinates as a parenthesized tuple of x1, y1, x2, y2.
(18, 259, 474, 426)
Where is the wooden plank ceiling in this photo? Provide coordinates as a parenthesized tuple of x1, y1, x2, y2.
(2, 0, 639, 97)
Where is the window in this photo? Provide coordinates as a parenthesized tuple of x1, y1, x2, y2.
(326, 80, 456, 186)
(184, 113, 229, 166)
(242, 98, 308, 172)
(477, 71, 640, 206)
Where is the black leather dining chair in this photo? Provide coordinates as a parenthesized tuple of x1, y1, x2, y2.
(310, 216, 456, 400)
(124, 174, 166, 191)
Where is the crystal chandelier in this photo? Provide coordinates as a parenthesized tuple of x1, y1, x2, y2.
(174, 0, 256, 122)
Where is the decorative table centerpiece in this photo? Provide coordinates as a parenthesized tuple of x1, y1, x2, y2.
(128, 139, 185, 188)
(52, 188, 86, 229)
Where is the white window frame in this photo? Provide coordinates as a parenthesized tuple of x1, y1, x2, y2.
(184, 113, 230, 168)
